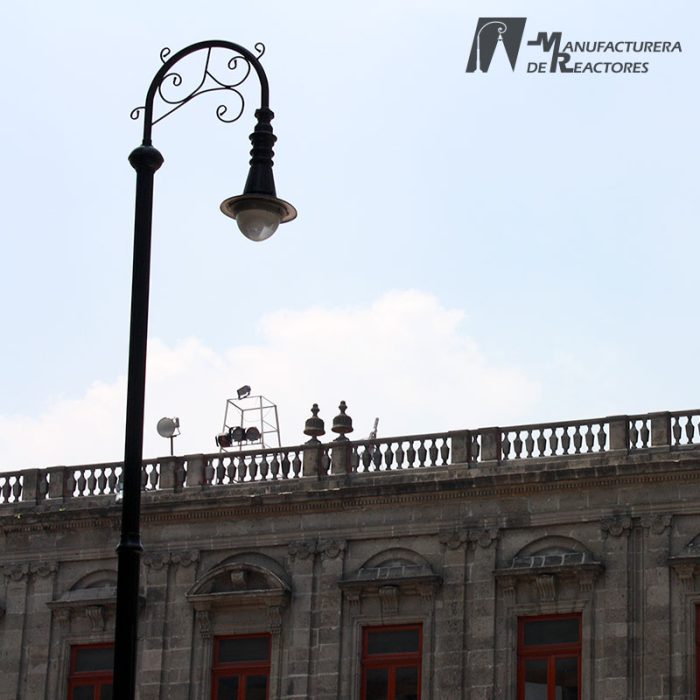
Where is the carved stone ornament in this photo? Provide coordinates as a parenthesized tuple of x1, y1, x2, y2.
(85, 605, 106, 632)
(318, 539, 346, 560)
(439, 529, 469, 550)
(30, 562, 57, 578)
(4, 564, 30, 582)
(379, 586, 399, 616)
(535, 575, 556, 602)
(196, 609, 212, 639)
(669, 557, 700, 590)
(601, 515, 633, 538)
(640, 513, 672, 536)
(144, 550, 199, 570)
(470, 527, 499, 549)
(288, 540, 317, 561)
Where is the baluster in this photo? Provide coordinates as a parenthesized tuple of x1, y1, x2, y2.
(471, 436, 480, 461)
(685, 416, 695, 444)
(270, 455, 280, 480)
(640, 421, 650, 447)
(372, 445, 383, 470)
(281, 454, 290, 479)
(292, 452, 302, 478)
(395, 444, 405, 469)
(236, 456, 247, 482)
(107, 468, 117, 494)
(97, 469, 107, 494)
(66, 470, 76, 497)
(350, 448, 360, 473)
(362, 448, 372, 472)
(536, 430, 546, 457)
(584, 426, 594, 453)
(384, 444, 394, 469)
(321, 450, 331, 475)
(215, 459, 225, 485)
(514, 432, 523, 459)
(226, 458, 236, 483)
(525, 431, 534, 458)
(440, 439, 450, 464)
(141, 466, 148, 489)
(417, 441, 427, 467)
(597, 423, 607, 450)
(12, 478, 22, 501)
(257, 455, 267, 480)
(174, 462, 186, 489)
(429, 439, 438, 465)
(501, 433, 511, 460)
(77, 471, 87, 496)
(561, 429, 571, 454)
(672, 417, 682, 445)
(1, 479, 10, 502)
(149, 464, 159, 490)
(573, 426, 583, 454)
(407, 442, 417, 468)
(549, 428, 560, 455)
(87, 470, 97, 495)
(629, 421, 639, 448)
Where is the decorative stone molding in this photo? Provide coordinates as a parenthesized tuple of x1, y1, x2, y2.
(469, 527, 499, 549)
(345, 589, 362, 614)
(318, 539, 346, 560)
(498, 575, 517, 603)
(378, 586, 399, 615)
(535, 575, 556, 602)
(601, 515, 633, 538)
(640, 513, 672, 535)
(669, 556, 700, 590)
(439, 528, 469, 550)
(287, 540, 316, 561)
(196, 608, 212, 639)
(31, 561, 57, 578)
(2, 562, 57, 582)
(144, 550, 199, 570)
(3, 564, 30, 582)
(85, 605, 105, 632)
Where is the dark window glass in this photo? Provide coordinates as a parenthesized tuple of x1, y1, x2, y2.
(555, 657, 579, 700)
(101, 685, 113, 700)
(395, 666, 419, 700)
(72, 688, 94, 700)
(523, 618, 579, 646)
(367, 629, 420, 655)
(366, 667, 389, 700)
(246, 674, 268, 700)
(216, 676, 239, 698)
(218, 636, 270, 663)
(75, 647, 114, 673)
(523, 659, 547, 700)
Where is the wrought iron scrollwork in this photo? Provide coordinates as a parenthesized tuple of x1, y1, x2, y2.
(131, 42, 267, 132)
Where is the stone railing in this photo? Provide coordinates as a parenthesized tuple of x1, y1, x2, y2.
(1, 409, 699, 506)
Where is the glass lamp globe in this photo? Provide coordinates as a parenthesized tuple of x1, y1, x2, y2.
(220, 194, 297, 242)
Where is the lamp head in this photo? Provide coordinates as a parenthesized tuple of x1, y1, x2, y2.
(220, 194, 296, 242)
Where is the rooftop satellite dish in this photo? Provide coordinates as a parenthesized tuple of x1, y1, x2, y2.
(156, 417, 180, 455)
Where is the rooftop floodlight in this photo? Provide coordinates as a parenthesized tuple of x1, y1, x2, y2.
(245, 426, 261, 442)
(231, 426, 246, 442)
(237, 385, 252, 400)
(215, 431, 233, 448)
(156, 417, 180, 456)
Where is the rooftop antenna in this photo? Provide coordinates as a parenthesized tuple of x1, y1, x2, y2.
(156, 417, 180, 456)
(215, 386, 281, 451)
(369, 417, 379, 440)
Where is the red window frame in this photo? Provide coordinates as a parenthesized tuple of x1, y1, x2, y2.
(517, 614, 581, 700)
(211, 633, 271, 700)
(67, 643, 113, 700)
(361, 624, 422, 700)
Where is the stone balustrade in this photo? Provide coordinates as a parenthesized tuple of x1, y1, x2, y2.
(1, 409, 698, 506)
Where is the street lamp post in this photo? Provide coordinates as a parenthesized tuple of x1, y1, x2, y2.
(114, 40, 296, 699)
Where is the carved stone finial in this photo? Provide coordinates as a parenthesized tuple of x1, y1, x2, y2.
(304, 404, 325, 442)
(332, 401, 353, 440)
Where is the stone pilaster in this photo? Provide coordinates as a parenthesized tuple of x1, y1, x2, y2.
(640, 514, 673, 700)
(21, 562, 56, 698)
(309, 539, 345, 700)
(465, 527, 499, 700)
(596, 515, 632, 699)
(436, 528, 468, 700)
(283, 540, 316, 699)
(0, 565, 29, 700)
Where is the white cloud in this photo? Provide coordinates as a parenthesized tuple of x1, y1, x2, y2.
(0, 291, 539, 471)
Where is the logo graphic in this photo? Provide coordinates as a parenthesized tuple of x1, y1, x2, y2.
(466, 18, 527, 73)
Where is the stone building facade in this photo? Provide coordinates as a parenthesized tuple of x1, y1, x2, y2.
(1, 408, 700, 699)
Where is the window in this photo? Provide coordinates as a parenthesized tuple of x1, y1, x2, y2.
(361, 625, 422, 700)
(518, 615, 581, 700)
(68, 644, 113, 700)
(212, 634, 271, 700)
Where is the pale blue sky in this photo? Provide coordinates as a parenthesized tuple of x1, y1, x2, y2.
(1, 1, 697, 468)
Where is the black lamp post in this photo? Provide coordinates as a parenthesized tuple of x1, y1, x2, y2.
(114, 40, 295, 699)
